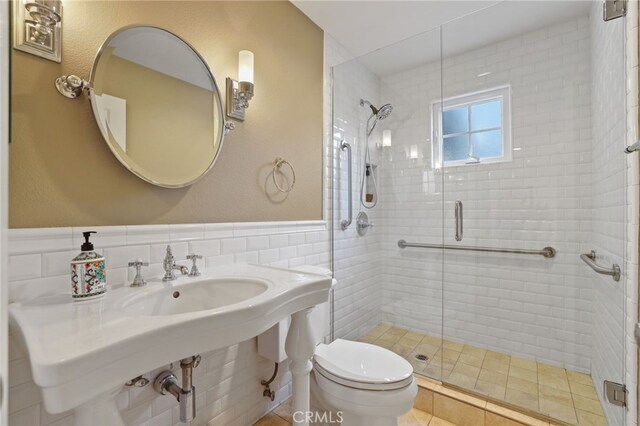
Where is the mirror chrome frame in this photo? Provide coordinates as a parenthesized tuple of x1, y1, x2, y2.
(55, 24, 233, 188)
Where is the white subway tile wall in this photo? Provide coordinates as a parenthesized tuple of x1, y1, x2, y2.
(375, 17, 594, 371)
(7, 221, 329, 426)
(328, 34, 386, 341)
(624, 2, 640, 426)
(331, 9, 639, 426)
(374, 28, 446, 343)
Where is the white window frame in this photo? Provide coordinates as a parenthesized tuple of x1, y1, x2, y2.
(431, 85, 512, 169)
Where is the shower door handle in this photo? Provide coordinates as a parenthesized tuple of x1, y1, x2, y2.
(455, 201, 463, 241)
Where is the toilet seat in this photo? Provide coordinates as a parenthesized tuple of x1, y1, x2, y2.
(313, 339, 414, 391)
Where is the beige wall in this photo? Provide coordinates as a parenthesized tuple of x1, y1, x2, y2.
(10, 1, 323, 228)
(96, 52, 217, 186)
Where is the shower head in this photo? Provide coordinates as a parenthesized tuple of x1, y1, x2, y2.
(374, 103, 393, 120)
(361, 99, 393, 136)
(360, 99, 394, 120)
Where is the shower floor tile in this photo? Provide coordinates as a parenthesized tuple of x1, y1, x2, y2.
(358, 323, 606, 426)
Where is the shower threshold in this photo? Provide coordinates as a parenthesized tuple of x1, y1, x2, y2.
(358, 323, 606, 426)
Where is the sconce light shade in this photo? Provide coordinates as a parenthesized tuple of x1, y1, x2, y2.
(13, 0, 63, 62)
(409, 144, 419, 159)
(382, 130, 392, 147)
(227, 50, 255, 121)
(238, 50, 254, 84)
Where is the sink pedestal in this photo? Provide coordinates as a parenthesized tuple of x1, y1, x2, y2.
(285, 307, 316, 426)
(74, 385, 124, 426)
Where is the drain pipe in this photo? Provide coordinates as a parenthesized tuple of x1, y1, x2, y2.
(154, 355, 201, 423)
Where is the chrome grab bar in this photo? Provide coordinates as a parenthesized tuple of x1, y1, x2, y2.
(625, 141, 640, 153)
(340, 141, 352, 230)
(580, 250, 621, 282)
(397, 240, 557, 258)
(454, 201, 463, 241)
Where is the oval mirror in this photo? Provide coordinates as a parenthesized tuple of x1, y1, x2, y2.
(88, 26, 225, 188)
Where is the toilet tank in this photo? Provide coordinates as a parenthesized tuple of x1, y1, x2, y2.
(257, 266, 335, 363)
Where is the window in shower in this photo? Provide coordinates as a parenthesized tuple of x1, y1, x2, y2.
(432, 85, 512, 168)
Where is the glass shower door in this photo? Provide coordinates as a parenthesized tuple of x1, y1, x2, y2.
(330, 27, 447, 380)
(439, 3, 627, 425)
(331, 3, 628, 423)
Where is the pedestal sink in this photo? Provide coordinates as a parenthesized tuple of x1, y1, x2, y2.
(120, 277, 270, 316)
(9, 264, 331, 426)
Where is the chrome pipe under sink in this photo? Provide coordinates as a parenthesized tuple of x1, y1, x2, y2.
(154, 355, 201, 423)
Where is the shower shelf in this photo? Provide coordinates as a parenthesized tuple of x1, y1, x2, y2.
(397, 240, 557, 258)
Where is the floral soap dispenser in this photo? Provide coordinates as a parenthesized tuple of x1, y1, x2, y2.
(71, 231, 106, 300)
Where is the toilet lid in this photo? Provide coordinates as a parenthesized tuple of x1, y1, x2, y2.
(313, 339, 414, 390)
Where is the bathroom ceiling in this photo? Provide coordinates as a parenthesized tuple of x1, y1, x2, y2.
(292, 0, 594, 76)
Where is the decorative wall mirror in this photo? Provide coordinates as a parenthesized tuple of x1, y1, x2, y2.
(55, 26, 234, 188)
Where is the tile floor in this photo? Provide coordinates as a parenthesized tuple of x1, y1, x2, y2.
(357, 323, 606, 426)
(254, 398, 448, 426)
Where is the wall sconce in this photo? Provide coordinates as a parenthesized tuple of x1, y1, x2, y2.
(382, 130, 392, 147)
(409, 144, 419, 160)
(13, 0, 63, 62)
(226, 50, 255, 121)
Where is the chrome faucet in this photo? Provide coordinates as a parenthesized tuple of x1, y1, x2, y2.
(162, 245, 189, 282)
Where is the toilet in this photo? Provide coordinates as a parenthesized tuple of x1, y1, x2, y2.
(257, 266, 417, 426)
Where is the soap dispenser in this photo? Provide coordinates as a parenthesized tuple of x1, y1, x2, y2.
(70, 231, 107, 300)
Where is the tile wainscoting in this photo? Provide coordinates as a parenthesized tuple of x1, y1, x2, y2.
(7, 221, 330, 426)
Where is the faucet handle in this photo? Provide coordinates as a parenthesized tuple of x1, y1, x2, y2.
(165, 245, 174, 260)
(186, 254, 202, 277)
(128, 259, 149, 287)
(193, 354, 201, 368)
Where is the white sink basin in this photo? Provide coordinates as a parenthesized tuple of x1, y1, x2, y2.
(121, 278, 270, 316)
(9, 264, 331, 423)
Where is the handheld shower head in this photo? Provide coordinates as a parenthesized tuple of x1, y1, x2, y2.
(360, 99, 393, 136)
(358, 99, 393, 211)
(360, 99, 393, 120)
(375, 104, 393, 120)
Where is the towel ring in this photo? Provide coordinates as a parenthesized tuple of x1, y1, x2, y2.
(273, 157, 296, 193)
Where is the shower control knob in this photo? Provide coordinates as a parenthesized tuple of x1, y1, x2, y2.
(356, 212, 372, 236)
